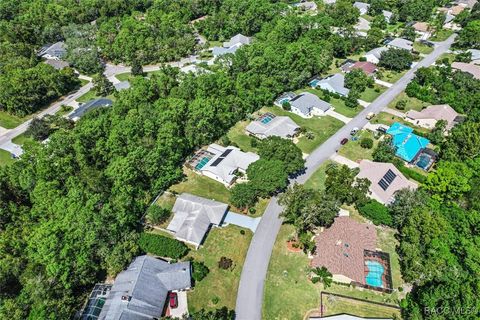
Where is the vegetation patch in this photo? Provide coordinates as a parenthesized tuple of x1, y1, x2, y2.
(138, 232, 189, 259)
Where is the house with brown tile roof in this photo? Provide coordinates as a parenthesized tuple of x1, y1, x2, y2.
(412, 22, 431, 40)
(452, 62, 480, 80)
(356, 160, 418, 204)
(406, 104, 459, 130)
(348, 61, 377, 75)
(311, 217, 377, 285)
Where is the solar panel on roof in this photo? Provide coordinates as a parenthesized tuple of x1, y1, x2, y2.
(384, 169, 397, 184)
(378, 179, 389, 191)
(220, 149, 232, 157)
(210, 157, 224, 167)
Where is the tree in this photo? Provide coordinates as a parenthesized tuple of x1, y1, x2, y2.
(428, 120, 447, 145)
(310, 266, 333, 288)
(388, 188, 427, 229)
(373, 138, 396, 162)
(401, 25, 416, 42)
(298, 193, 338, 231)
(424, 161, 473, 201)
(247, 159, 288, 197)
(25, 118, 51, 141)
(378, 48, 413, 71)
(131, 58, 144, 76)
(358, 200, 393, 226)
(364, 27, 384, 50)
(192, 261, 209, 282)
(325, 164, 370, 205)
(279, 183, 316, 224)
(258, 137, 305, 175)
(360, 137, 373, 149)
(345, 69, 373, 93)
(457, 20, 480, 49)
(146, 205, 170, 225)
(62, 24, 104, 74)
(93, 73, 115, 96)
(229, 183, 258, 209)
(345, 89, 360, 108)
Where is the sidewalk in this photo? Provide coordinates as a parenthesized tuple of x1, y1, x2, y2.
(384, 107, 405, 118)
(375, 79, 393, 88)
(325, 109, 352, 124)
(330, 153, 359, 169)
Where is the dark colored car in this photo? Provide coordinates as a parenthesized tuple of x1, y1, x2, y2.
(169, 292, 178, 309)
(340, 138, 349, 145)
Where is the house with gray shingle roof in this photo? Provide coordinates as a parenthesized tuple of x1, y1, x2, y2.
(246, 114, 300, 139)
(314, 74, 350, 97)
(38, 41, 66, 60)
(98, 255, 191, 320)
(212, 34, 252, 57)
(289, 92, 332, 118)
(167, 193, 228, 248)
(69, 98, 113, 121)
(386, 38, 413, 51)
(364, 47, 388, 64)
(382, 10, 393, 23)
(353, 1, 370, 15)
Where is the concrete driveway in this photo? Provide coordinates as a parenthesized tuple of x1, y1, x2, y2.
(168, 291, 188, 319)
(223, 212, 261, 233)
(235, 34, 457, 320)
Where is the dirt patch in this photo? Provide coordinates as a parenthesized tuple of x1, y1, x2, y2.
(286, 240, 303, 252)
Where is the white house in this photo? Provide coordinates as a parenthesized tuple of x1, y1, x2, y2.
(364, 47, 388, 64)
(289, 92, 332, 118)
(353, 2, 370, 15)
(313, 74, 350, 96)
(405, 104, 459, 130)
(245, 113, 300, 139)
(212, 34, 252, 57)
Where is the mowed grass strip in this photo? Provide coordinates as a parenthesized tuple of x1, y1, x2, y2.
(187, 225, 253, 313)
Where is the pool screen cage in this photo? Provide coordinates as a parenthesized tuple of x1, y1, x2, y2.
(363, 250, 393, 293)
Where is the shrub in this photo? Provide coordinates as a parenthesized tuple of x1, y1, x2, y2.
(218, 256, 233, 270)
(240, 229, 246, 235)
(282, 101, 291, 111)
(358, 200, 393, 226)
(192, 261, 209, 282)
(248, 207, 257, 215)
(138, 233, 188, 259)
(360, 137, 374, 149)
(395, 99, 407, 110)
(359, 56, 367, 62)
(146, 205, 171, 225)
(322, 93, 331, 102)
(395, 163, 427, 183)
(220, 135, 231, 146)
(250, 138, 258, 148)
(211, 296, 220, 305)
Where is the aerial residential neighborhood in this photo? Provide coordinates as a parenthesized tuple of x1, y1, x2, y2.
(0, 1, 479, 320)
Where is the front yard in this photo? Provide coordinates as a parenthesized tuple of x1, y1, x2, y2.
(338, 130, 380, 162)
(429, 29, 453, 42)
(372, 112, 430, 134)
(297, 87, 362, 118)
(360, 85, 386, 103)
(413, 41, 434, 55)
(187, 225, 253, 313)
(387, 92, 429, 112)
(377, 68, 408, 84)
(0, 111, 25, 129)
(262, 106, 344, 154)
(0, 149, 15, 167)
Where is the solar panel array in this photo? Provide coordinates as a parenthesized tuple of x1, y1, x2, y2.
(210, 149, 233, 167)
(378, 169, 397, 191)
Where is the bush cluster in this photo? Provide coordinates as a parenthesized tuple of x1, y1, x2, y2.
(138, 233, 188, 259)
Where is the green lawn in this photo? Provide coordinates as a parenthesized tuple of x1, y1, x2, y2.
(168, 168, 268, 217)
(79, 79, 90, 87)
(321, 294, 400, 318)
(338, 130, 379, 162)
(262, 106, 344, 154)
(187, 225, 253, 313)
(413, 42, 434, 55)
(386, 22, 404, 35)
(360, 85, 386, 103)
(115, 73, 132, 82)
(387, 92, 429, 112)
(372, 112, 430, 134)
(304, 160, 332, 191)
(263, 224, 320, 320)
(0, 111, 24, 129)
(430, 29, 453, 42)
(377, 68, 407, 84)
(0, 149, 15, 167)
(437, 52, 456, 64)
(56, 105, 74, 117)
(76, 89, 115, 104)
(12, 133, 34, 146)
(226, 120, 256, 153)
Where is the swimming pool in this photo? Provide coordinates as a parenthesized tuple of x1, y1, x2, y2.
(416, 154, 431, 170)
(195, 157, 211, 170)
(309, 79, 320, 87)
(261, 116, 273, 124)
(365, 260, 384, 288)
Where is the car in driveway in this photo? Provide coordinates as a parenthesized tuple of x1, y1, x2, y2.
(340, 138, 349, 145)
(169, 292, 178, 309)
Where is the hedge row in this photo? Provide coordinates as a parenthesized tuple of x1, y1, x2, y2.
(139, 233, 189, 259)
(358, 200, 394, 227)
(396, 164, 427, 184)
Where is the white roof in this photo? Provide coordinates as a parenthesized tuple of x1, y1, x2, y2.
(387, 38, 413, 51)
(365, 46, 388, 59)
(316, 74, 350, 96)
(357, 160, 418, 204)
(467, 49, 480, 61)
(246, 116, 300, 139)
(223, 34, 251, 48)
(201, 144, 259, 185)
(290, 91, 332, 115)
(406, 104, 459, 129)
(353, 2, 370, 12)
(167, 193, 228, 246)
(355, 17, 371, 31)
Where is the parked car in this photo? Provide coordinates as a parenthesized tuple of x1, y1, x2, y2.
(350, 127, 359, 135)
(340, 138, 349, 145)
(366, 112, 375, 120)
(169, 292, 178, 309)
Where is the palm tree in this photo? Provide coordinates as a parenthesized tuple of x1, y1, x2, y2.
(311, 266, 333, 288)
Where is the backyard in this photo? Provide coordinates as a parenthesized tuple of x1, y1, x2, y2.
(338, 130, 380, 162)
(320, 293, 400, 318)
(187, 225, 253, 313)
(225, 120, 256, 153)
(262, 106, 344, 154)
(167, 167, 269, 217)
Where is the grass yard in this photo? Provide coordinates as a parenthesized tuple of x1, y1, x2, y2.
(12, 133, 34, 146)
(0, 149, 15, 167)
(79, 79, 90, 87)
(187, 225, 253, 313)
(0, 111, 24, 129)
(386, 22, 404, 35)
(262, 224, 320, 320)
(360, 85, 385, 103)
(338, 130, 379, 162)
(387, 92, 429, 112)
(377, 68, 407, 84)
(372, 112, 430, 134)
(304, 160, 332, 191)
(226, 120, 256, 153)
(56, 105, 74, 117)
(115, 72, 132, 82)
(262, 106, 344, 154)
(437, 52, 456, 64)
(430, 29, 453, 42)
(168, 168, 268, 217)
(76, 89, 115, 104)
(413, 42, 434, 55)
(321, 294, 400, 318)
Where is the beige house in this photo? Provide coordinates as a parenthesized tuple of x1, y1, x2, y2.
(412, 22, 431, 40)
(452, 62, 480, 80)
(405, 104, 459, 130)
(357, 160, 418, 204)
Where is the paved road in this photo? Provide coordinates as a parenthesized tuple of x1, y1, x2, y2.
(235, 34, 456, 320)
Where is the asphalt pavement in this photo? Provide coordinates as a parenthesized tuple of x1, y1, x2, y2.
(234, 34, 456, 320)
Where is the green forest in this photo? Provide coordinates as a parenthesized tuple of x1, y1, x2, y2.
(1, 0, 479, 319)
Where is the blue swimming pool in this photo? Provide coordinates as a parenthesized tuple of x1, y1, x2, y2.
(261, 116, 273, 124)
(309, 79, 320, 87)
(365, 261, 384, 288)
(416, 154, 431, 170)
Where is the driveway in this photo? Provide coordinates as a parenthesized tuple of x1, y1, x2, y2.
(384, 107, 406, 118)
(330, 154, 359, 169)
(168, 291, 188, 319)
(235, 34, 456, 320)
(222, 212, 261, 233)
(325, 109, 351, 124)
(0, 141, 24, 157)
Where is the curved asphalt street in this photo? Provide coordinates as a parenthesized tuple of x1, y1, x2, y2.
(235, 34, 456, 320)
